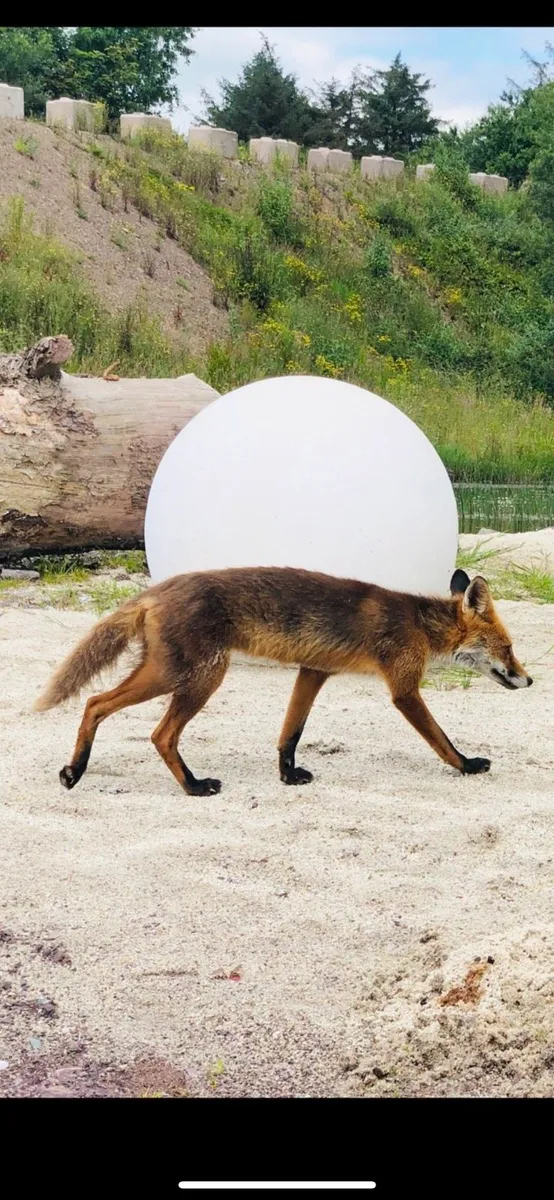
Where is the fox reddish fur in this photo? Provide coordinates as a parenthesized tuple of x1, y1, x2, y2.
(34, 565, 532, 796)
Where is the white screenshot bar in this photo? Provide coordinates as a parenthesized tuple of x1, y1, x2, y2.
(178, 1185, 377, 1191)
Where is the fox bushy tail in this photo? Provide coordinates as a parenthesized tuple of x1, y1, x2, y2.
(33, 599, 145, 712)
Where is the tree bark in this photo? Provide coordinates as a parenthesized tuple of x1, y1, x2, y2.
(0, 336, 219, 557)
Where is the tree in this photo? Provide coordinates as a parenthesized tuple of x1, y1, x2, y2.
(63, 28, 196, 125)
(0, 26, 196, 123)
(456, 88, 540, 187)
(0, 27, 65, 116)
(200, 35, 316, 143)
(354, 53, 440, 157)
(306, 73, 360, 149)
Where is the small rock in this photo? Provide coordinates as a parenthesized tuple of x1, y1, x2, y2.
(29, 1037, 42, 1051)
(80, 551, 102, 569)
(0, 1061, 9, 1070)
(250, 801, 258, 809)
(373, 1066, 387, 1079)
(487, 955, 495, 965)
(0, 568, 39, 581)
(276, 889, 288, 898)
(36, 997, 58, 1019)
(112, 567, 129, 581)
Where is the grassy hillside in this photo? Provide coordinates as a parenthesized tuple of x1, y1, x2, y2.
(1, 120, 554, 487)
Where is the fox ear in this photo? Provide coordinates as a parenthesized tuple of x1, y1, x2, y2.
(450, 569, 470, 596)
(463, 575, 491, 616)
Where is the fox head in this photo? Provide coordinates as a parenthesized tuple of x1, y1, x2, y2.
(449, 569, 533, 690)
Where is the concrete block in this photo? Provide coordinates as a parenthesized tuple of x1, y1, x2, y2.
(361, 155, 404, 181)
(250, 137, 277, 164)
(0, 83, 24, 120)
(250, 137, 299, 167)
(46, 98, 101, 132)
(469, 172, 488, 190)
(416, 163, 436, 181)
(307, 147, 330, 171)
(327, 148, 353, 173)
(120, 113, 172, 139)
(360, 155, 384, 180)
(187, 125, 238, 158)
(275, 138, 299, 166)
(382, 156, 404, 179)
(483, 173, 508, 195)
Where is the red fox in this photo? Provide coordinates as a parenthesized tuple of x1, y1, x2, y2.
(34, 566, 532, 795)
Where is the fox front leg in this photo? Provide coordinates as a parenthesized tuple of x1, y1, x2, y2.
(393, 690, 491, 775)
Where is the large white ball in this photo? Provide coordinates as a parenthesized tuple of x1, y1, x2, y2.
(145, 376, 458, 595)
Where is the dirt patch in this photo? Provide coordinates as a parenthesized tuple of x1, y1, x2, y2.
(0, 119, 228, 356)
(439, 958, 492, 1006)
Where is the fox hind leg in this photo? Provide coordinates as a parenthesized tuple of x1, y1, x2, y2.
(151, 657, 229, 797)
(278, 667, 329, 785)
(59, 660, 166, 790)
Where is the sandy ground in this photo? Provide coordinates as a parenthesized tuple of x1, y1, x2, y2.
(459, 527, 554, 571)
(1, 549, 553, 1097)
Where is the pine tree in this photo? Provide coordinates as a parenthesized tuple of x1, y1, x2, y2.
(200, 35, 315, 143)
(354, 53, 439, 157)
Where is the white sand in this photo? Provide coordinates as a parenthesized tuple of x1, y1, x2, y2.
(1, 573, 553, 1096)
(459, 527, 554, 572)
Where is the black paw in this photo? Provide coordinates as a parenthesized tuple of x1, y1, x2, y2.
(188, 777, 222, 797)
(280, 766, 314, 786)
(461, 756, 491, 775)
(59, 765, 78, 790)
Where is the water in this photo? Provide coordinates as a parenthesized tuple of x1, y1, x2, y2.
(454, 484, 554, 533)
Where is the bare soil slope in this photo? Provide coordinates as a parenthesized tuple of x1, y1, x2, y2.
(0, 119, 228, 356)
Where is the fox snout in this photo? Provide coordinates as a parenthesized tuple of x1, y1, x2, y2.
(489, 664, 533, 690)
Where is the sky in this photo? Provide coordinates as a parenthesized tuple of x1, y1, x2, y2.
(171, 26, 554, 134)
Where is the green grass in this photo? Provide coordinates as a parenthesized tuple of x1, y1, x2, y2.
(100, 132, 554, 484)
(97, 550, 147, 573)
(87, 581, 142, 614)
(110, 225, 129, 251)
(455, 483, 554, 530)
(492, 564, 554, 603)
(0, 196, 195, 377)
(455, 543, 503, 571)
(14, 135, 38, 159)
(0, 578, 26, 592)
(29, 578, 142, 613)
(4, 122, 554, 486)
(455, 541, 554, 603)
(422, 665, 477, 690)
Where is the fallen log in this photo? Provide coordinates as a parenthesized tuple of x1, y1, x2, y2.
(0, 336, 219, 557)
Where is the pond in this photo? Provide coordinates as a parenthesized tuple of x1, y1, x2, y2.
(454, 484, 554, 533)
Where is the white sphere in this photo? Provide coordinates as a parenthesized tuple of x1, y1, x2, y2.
(145, 375, 458, 595)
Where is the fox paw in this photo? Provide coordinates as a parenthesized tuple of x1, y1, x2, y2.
(59, 765, 78, 789)
(188, 777, 221, 797)
(280, 766, 313, 786)
(461, 756, 491, 775)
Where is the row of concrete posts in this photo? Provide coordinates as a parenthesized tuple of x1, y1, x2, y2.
(0, 85, 509, 194)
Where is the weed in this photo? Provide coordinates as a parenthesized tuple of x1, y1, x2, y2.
(14, 135, 38, 160)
